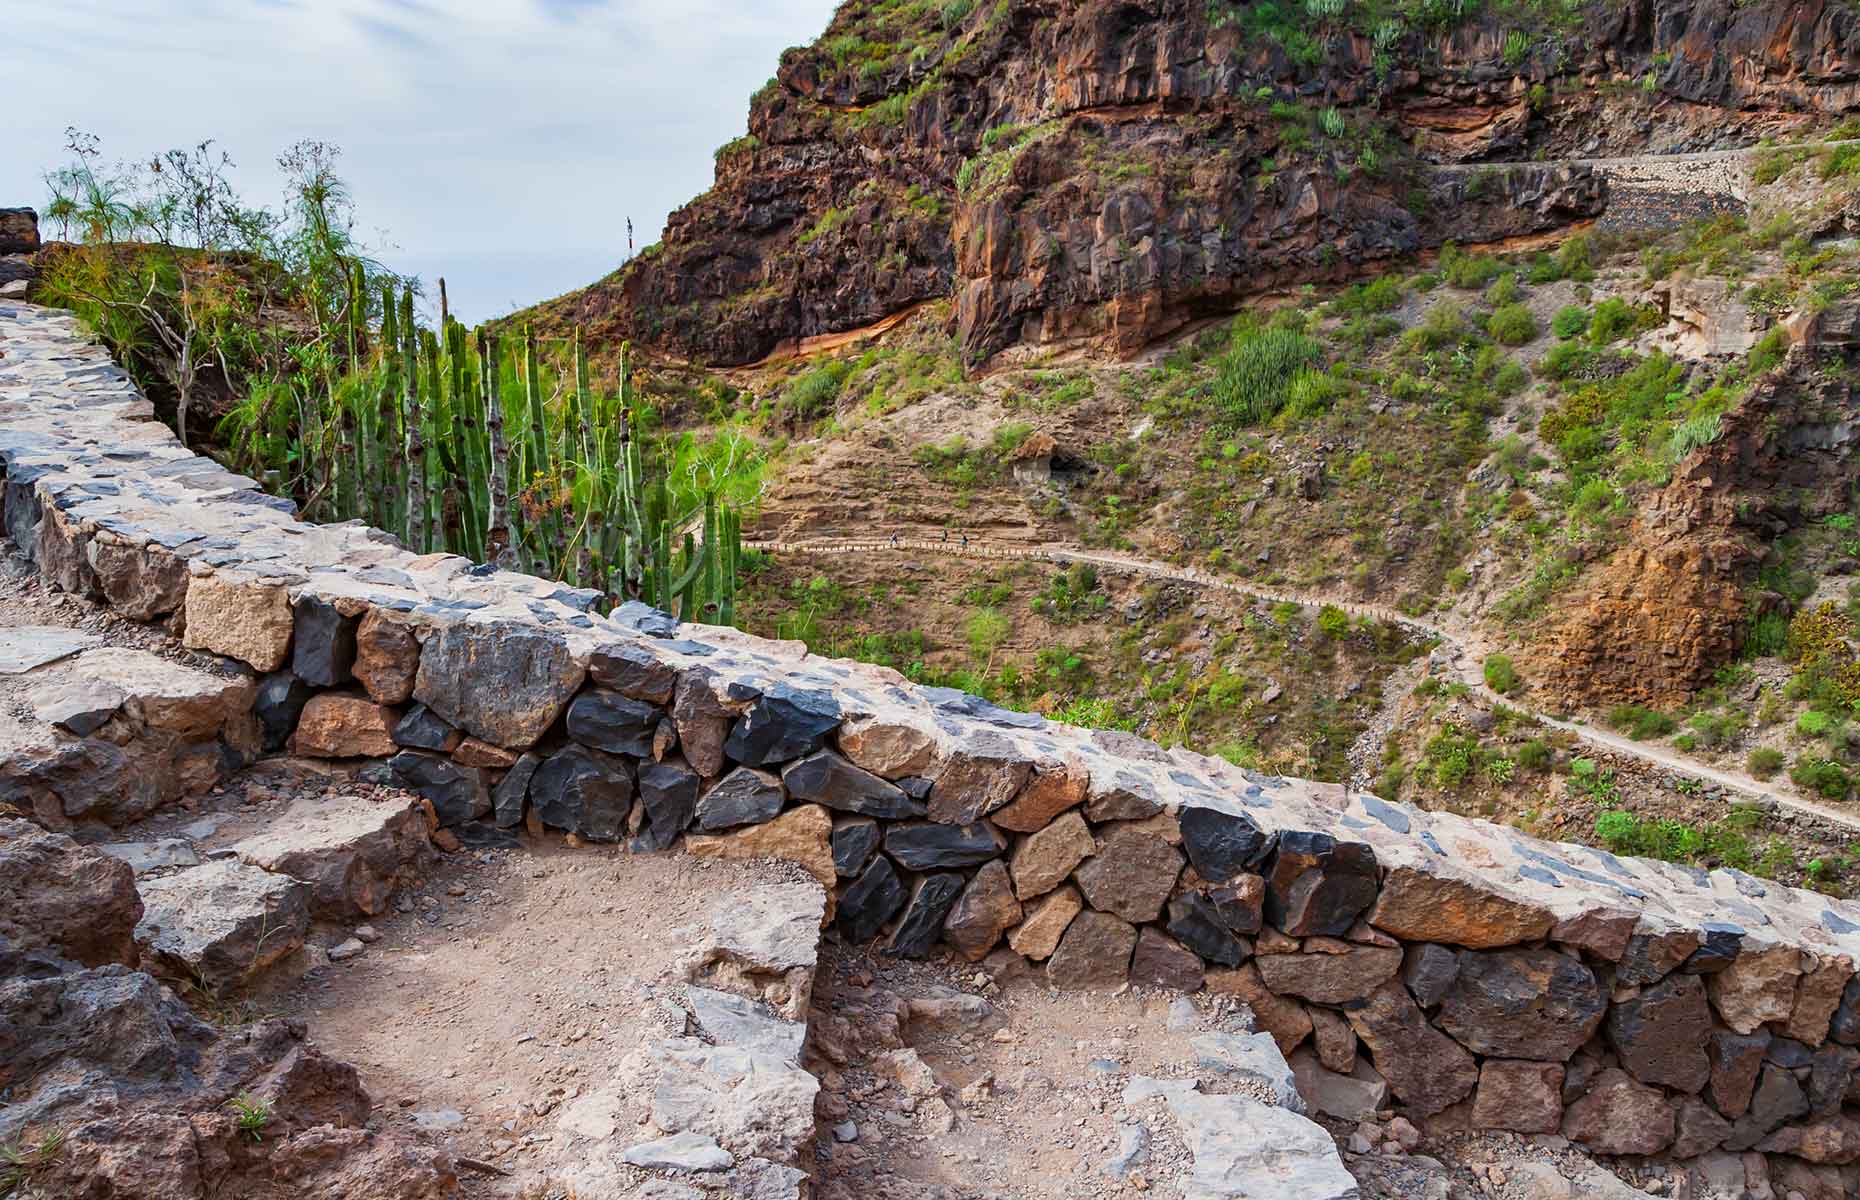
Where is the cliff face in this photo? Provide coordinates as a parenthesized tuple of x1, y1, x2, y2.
(536, 0, 1860, 367)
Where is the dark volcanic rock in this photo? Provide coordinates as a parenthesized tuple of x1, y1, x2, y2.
(837, 856, 907, 944)
(588, 642, 677, 703)
(1178, 806, 1272, 884)
(1264, 831, 1377, 937)
(0, 818, 142, 967)
(528, 745, 634, 842)
(672, 670, 735, 777)
(566, 688, 662, 757)
(1402, 943, 1461, 1008)
(722, 684, 841, 766)
(1256, 943, 1404, 1005)
(1681, 923, 1744, 975)
(291, 595, 356, 688)
(1708, 1028, 1772, 1120)
(1618, 928, 1700, 986)
(884, 821, 1005, 870)
(388, 751, 491, 826)
(1831, 974, 1860, 1045)
(925, 736, 1032, 825)
(942, 861, 1022, 961)
(1130, 927, 1205, 992)
(695, 766, 787, 831)
(1726, 1064, 1810, 1151)
(635, 756, 701, 851)
(1436, 948, 1606, 1062)
(1606, 973, 1713, 1093)
(1809, 1043, 1858, 1115)
(884, 873, 964, 958)
(254, 671, 313, 752)
(831, 816, 882, 879)
(413, 620, 583, 748)
(1672, 1096, 1733, 1159)
(493, 753, 542, 829)
(781, 750, 923, 818)
(1209, 876, 1265, 935)
(1048, 910, 1138, 990)
(392, 703, 461, 753)
(1563, 1067, 1677, 1157)
(1346, 980, 1479, 1116)
(1166, 892, 1251, 967)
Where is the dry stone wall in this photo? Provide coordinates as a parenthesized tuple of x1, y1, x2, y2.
(5, 301, 1860, 1176)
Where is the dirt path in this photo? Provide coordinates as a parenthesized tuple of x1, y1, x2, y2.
(749, 533, 1860, 835)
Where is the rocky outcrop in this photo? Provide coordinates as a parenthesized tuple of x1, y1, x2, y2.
(0, 207, 37, 256)
(529, 0, 1859, 367)
(1531, 350, 1860, 709)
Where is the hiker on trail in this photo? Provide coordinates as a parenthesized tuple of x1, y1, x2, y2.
(890, 534, 899, 549)
(961, 533, 969, 549)
(941, 529, 949, 543)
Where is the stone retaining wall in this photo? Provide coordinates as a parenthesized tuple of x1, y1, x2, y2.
(4, 301, 1860, 1178)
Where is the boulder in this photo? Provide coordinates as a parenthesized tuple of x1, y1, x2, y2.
(836, 713, 939, 779)
(1008, 884, 1082, 960)
(1606, 972, 1713, 1093)
(1073, 828, 1183, 924)
(829, 816, 881, 878)
(389, 750, 491, 826)
(636, 756, 702, 851)
(493, 752, 541, 828)
(1549, 907, 1639, 962)
(1255, 941, 1403, 1004)
(0, 818, 141, 966)
(1131, 927, 1205, 992)
(1672, 1096, 1733, 1159)
(1135, 1082, 1357, 1200)
(1618, 927, 1702, 986)
(135, 861, 310, 990)
(1402, 942, 1461, 1007)
(884, 821, 1004, 870)
(1048, 910, 1137, 989)
(0, 206, 38, 253)
(1810, 1043, 1858, 1115)
(672, 670, 736, 778)
(926, 738, 1032, 825)
(1167, 891, 1252, 966)
(1084, 770, 1164, 823)
(391, 703, 461, 753)
(1726, 1064, 1809, 1151)
(1345, 981, 1478, 1115)
(836, 856, 908, 944)
(1178, 805, 1273, 883)
(230, 793, 429, 919)
(413, 620, 584, 749)
(1010, 809, 1095, 899)
(697, 766, 787, 831)
(1707, 1028, 1772, 1120)
(588, 642, 677, 703)
(722, 685, 840, 766)
(1785, 955, 1855, 1045)
(1562, 1067, 1677, 1157)
(1263, 832, 1377, 937)
(1191, 1031, 1304, 1110)
(1435, 947, 1606, 1062)
(181, 571, 294, 672)
(1754, 1115, 1860, 1165)
(885, 873, 964, 958)
(1308, 1006, 1357, 1074)
(780, 750, 922, 818)
(85, 532, 188, 621)
(1368, 866, 1554, 949)
(291, 595, 356, 687)
(528, 745, 634, 842)
(352, 609, 420, 704)
(289, 694, 398, 758)
(254, 672, 313, 751)
(1708, 945, 1806, 1035)
(566, 688, 662, 757)
(942, 861, 1023, 961)
(1470, 1060, 1564, 1134)
(1289, 1048, 1389, 1122)
(990, 763, 1089, 833)
(686, 804, 837, 900)
(1208, 962, 1314, 1058)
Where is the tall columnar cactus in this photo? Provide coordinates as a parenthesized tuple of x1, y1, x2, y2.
(400, 285, 426, 554)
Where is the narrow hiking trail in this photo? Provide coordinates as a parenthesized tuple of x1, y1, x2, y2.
(749, 533, 1860, 835)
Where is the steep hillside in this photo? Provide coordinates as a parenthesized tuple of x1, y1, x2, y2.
(529, 0, 1859, 367)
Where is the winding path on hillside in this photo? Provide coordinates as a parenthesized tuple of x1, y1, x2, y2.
(749, 533, 1860, 835)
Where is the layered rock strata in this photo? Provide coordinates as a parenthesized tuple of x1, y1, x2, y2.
(5, 300, 1860, 1175)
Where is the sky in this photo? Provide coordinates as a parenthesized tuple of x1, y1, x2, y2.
(1, 0, 840, 325)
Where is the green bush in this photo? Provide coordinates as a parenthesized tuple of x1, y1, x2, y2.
(1608, 705, 1678, 740)
(1747, 747, 1785, 779)
(1551, 305, 1591, 340)
(1589, 297, 1654, 344)
(1487, 303, 1538, 346)
(1485, 273, 1521, 307)
(940, 0, 974, 28)
(1483, 654, 1521, 695)
(1516, 739, 1553, 772)
(1213, 323, 1324, 425)
(1329, 274, 1404, 316)
(1317, 604, 1350, 639)
(1791, 755, 1850, 799)
(782, 360, 853, 420)
(1797, 709, 1835, 737)
(1404, 302, 1466, 351)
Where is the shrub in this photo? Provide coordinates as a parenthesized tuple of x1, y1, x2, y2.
(781, 360, 853, 421)
(1492, 360, 1530, 396)
(1608, 705, 1678, 740)
(1405, 302, 1466, 351)
(993, 421, 1034, 455)
(1487, 303, 1538, 346)
(1791, 755, 1850, 799)
(1317, 604, 1350, 639)
(1589, 297, 1654, 344)
(1551, 305, 1591, 340)
(1797, 709, 1834, 738)
(940, 0, 974, 28)
(1747, 747, 1785, 779)
(1213, 324, 1324, 425)
(1516, 739, 1553, 772)
(1483, 654, 1521, 695)
(1485, 273, 1521, 307)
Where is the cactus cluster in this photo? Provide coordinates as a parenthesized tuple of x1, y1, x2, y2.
(295, 271, 743, 623)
